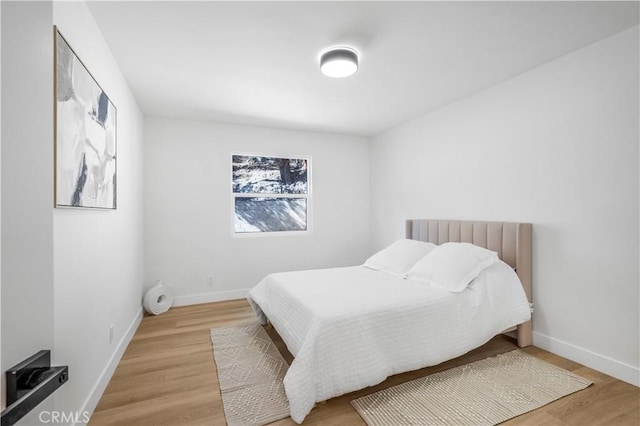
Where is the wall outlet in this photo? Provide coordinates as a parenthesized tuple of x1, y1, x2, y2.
(207, 275, 214, 287)
(109, 325, 114, 344)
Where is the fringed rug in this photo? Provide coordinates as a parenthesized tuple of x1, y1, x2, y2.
(351, 349, 592, 426)
(210, 322, 289, 426)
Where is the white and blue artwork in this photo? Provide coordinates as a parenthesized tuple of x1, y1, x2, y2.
(232, 155, 309, 233)
(56, 30, 116, 209)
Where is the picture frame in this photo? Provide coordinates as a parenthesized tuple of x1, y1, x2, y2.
(54, 27, 117, 209)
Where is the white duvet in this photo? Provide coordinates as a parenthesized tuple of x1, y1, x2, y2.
(247, 261, 531, 423)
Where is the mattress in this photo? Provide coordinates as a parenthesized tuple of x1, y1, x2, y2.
(247, 262, 531, 423)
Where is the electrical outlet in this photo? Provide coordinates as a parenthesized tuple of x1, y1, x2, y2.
(109, 325, 114, 344)
(207, 275, 214, 287)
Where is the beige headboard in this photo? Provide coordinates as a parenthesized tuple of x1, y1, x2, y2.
(406, 219, 533, 347)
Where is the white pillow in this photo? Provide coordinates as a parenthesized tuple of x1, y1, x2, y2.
(405, 242, 499, 292)
(364, 239, 437, 277)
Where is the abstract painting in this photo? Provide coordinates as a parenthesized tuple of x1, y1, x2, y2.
(55, 29, 116, 209)
(232, 155, 309, 233)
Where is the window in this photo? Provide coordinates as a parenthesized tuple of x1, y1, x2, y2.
(232, 154, 311, 234)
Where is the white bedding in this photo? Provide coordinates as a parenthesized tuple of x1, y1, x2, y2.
(247, 261, 531, 423)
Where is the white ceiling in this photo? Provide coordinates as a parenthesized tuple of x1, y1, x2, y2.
(88, 1, 639, 137)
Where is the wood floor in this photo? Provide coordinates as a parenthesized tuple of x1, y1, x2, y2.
(90, 300, 639, 426)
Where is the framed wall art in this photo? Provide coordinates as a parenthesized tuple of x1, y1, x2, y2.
(54, 27, 117, 209)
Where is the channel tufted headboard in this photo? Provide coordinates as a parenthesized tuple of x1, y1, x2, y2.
(406, 219, 532, 347)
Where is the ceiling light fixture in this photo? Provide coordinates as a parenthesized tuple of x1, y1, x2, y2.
(320, 47, 359, 78)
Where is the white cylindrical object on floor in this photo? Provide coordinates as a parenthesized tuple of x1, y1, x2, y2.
(143, 281, 173, 315)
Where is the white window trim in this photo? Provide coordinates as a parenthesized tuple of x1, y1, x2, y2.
(230, 152, 313, 237)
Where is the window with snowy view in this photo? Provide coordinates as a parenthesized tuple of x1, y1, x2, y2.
(232, 154, 310, 234)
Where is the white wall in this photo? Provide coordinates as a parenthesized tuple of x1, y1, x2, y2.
(0, 0, 3, 411)
(370, 26, 639, 385)
(1, 1, 54, 422)
(53, 1, 145, 420)
(145, 118, 370, 304)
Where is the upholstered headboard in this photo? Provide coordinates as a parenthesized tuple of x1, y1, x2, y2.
(406, 219, 532, 347)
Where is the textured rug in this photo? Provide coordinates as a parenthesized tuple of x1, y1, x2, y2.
(351, 350, 592, 426)
(210, 322, 289, 426)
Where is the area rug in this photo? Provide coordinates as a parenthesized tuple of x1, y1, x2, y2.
(210, 322, 289, 426)
(351, 350, 592, 426)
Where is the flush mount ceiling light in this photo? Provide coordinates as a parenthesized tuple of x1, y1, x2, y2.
(320, 47, 359, 78)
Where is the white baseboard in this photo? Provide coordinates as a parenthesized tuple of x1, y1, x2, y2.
(172, 288, 251, 307)
(533, 331, 639, 387)
(78, 307, 143, 425)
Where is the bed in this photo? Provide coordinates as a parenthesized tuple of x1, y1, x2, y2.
(247, 219, 533, 423)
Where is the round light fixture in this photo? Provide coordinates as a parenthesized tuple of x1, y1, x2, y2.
(320, 47, 359, 78)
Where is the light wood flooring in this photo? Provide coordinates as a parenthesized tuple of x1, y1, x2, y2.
(90, 300, 639, 425)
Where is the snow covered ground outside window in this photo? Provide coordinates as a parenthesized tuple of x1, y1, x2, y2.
(232, 155, 310, 234)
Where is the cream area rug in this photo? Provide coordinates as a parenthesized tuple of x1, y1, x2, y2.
(351, 349, 593, 426)
(210, 322, 289, 426)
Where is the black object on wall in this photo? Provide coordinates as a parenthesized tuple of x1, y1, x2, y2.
(1, 350, 68, 426)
